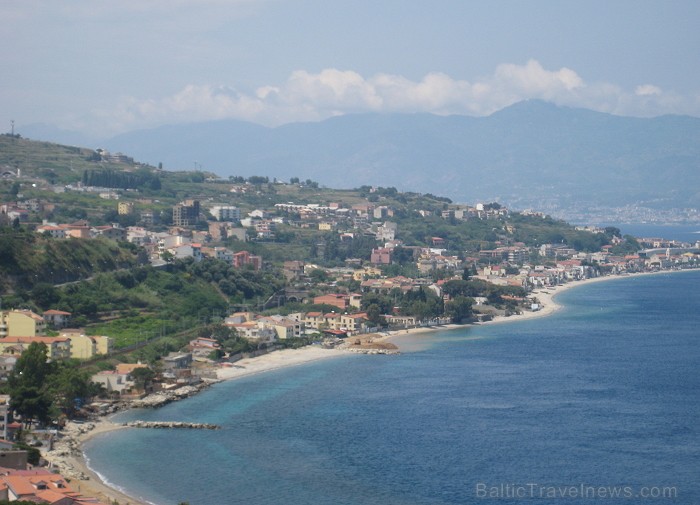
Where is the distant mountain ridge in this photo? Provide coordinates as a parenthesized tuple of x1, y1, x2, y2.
(32, 101, 700, 211)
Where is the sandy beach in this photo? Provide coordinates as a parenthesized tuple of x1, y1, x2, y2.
(45, 420, 148, 505)
(56, 268, 693, 505)
(216, 346, 349, 381)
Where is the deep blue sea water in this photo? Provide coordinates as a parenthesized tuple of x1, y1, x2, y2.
(601, 224, 700, 244)
(85, 270, 700, 505)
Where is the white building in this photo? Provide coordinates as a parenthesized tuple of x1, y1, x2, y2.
(210, 205, 241, 222)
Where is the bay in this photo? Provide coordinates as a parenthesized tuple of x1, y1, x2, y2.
(85, 270, 700, 505)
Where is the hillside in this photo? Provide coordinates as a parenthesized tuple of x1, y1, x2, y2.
(0, 136, 648, 363)
(98, 101, 700, 217)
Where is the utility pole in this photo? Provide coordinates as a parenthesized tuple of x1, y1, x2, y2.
(10, 120, 14, 137)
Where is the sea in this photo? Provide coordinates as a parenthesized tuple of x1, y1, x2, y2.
(84, 269, 700, 505)
(601, 223, 700, 245)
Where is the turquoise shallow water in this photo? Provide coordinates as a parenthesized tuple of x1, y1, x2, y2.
(85, 270, 700, 505)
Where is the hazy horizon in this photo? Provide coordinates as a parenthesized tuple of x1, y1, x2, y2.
(3, 1, 700, 138)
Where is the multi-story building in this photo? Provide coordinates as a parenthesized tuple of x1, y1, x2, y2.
(60, 330, 112, 359)
(173, 199, 200, 226)
(0, 336, 71, 360)
(233, 250, 262, 270)
(0, 310, 45, 337)
(209, 205, 241, 222)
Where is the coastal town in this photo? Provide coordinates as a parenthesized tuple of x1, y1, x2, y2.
(1, 141, 700, 504)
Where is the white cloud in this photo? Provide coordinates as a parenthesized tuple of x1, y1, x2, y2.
(84, 60, 699, 135)
(635, 84, 663, 96)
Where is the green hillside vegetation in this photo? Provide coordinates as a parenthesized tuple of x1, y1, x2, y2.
(0, 136, 632, 369)
(0, 227, 141, 294)
(0, 135, 136, 184)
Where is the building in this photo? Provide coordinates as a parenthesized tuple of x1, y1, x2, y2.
(257, 315, 304, 339)
(0, 310, 45, 338)
(91, 370, 133, 395)
(313, 293, 362, 310)
(42, 310, 72, 329)
(59, 330, 112, 359)
(0, 336, 71, 360)
(209, 205, 241, 222)
(173, 199, 200, 226)
(92, 363, 147, 395)
(91, 225, 127, 242)
(233, 250, 262, 270)
(370, 248, 393, 265)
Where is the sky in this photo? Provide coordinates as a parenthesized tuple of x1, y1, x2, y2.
(2, 0, 700, 138)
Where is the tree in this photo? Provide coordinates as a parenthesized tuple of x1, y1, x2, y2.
(10, 342, 52, 389)
(8, 342, 54, 426)
(445, 296, 474, 323)
(365, 303, 384, 327)
(130, 367, 155, 392)
(47, 366, 97, 417)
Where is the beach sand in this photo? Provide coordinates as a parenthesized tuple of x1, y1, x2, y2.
(45, 420, 148, 505)
(60, 269, 689, 505)
(216, 346, 349, 381)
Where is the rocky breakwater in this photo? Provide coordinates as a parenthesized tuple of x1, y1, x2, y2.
(124, 420, 220, 430)
(130, 379, 219, 408)
(345, 347, 400, 355)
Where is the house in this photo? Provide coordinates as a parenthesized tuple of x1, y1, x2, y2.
(257, 316, 303, 339)
(201, 246, 234, 262)
(91, 370, 132, 395)
(169, 243, 203, 262)
(226, 321, 276, 343)
(114, 362, 146, 375)
(0, 468, 109, 504)
(189, 337, 221, 357)
(36, 224, 67, 238)
(92, 225, 127, 242)
(370, 248, 393, 265)
(162, 352, 193, 371)
(93, 362, 148, 396)
(42, 310, 72, 329)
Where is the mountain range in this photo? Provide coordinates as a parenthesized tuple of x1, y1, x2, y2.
(22, 100, 700, 213)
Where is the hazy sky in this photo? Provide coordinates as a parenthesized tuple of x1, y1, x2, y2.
(3, 0, 699, 137)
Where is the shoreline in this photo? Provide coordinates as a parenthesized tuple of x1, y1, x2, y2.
(59, 267, 697, 505)
(45, 420, 149, 505)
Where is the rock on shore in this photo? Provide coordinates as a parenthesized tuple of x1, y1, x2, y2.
(130, 380, 218, 408)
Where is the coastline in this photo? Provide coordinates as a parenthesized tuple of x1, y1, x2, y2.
(60, 268, 696, 505)
(45, 420, 149, 505)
